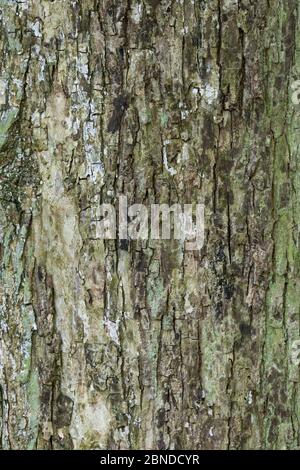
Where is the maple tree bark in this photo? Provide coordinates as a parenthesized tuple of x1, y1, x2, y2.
(0, 0, 300, 450)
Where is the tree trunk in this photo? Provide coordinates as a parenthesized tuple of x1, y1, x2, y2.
(0, 0, 300, 450)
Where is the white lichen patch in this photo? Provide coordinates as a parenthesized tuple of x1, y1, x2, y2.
(17, 1, 29, 12)
(103, 318, 120, 345)
(38, 56, 46, 82)
(83, 120, 97, 141)
(181, 109, 190, 120)
(65, 115, 80, 136)
(180, 26, 189, 35)
(82, 119, 105, 181)
(77, 56, 89, 80)
(184, 292, 194, 314)
(0, 79, 7, 105)
(113, 424, 130, 447)
(131, 3, 143, 24)
(77, 298, 90, 338)
(31, 110, 41, 127)
(224, 0, 238, 11)
(291, 340, 300, 366)
(200, 83, 218, 105)
(163, 141, 177, 176)
(0, 108, 19, 148)
(247, 390, 253, 405)
(0, 339, 5, 378)
(30, 20, 42, 38)
(182, 142, 189, 161)
(90, 162, 104, 182)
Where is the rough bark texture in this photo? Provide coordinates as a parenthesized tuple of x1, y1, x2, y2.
(0, 0, 300, 450)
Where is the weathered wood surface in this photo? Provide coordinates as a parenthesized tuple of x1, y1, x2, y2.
(0, 0, 300, 449)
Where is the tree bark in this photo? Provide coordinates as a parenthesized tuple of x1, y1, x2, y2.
(0, 0, 300, 450)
